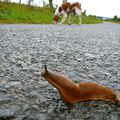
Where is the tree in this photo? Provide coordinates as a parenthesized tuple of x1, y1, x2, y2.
(113, 15, 118, 20)
(113, 15, 120, 22)
(83, 10, 87, 16)
(43, 0, 45, 7)
(19, 0, 21, 4)
(63, 0, 67, 3)
(4, 0, 10, 2)
(48, 0, 53, 7)
(27, 0, 33, 6)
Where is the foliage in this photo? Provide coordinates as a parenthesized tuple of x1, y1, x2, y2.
(82, 10, 86, 16)
(48, 0, 53, 8)
(105, 15, 120, 23)
(112, 15, 120, 22)
(0, 1, 102, 24)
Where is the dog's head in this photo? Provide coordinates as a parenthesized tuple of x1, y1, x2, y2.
(53, 15, 59, 24)
(53, 6, 62, 24)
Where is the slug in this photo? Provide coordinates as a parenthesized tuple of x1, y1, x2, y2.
(41, 64, 120, 104)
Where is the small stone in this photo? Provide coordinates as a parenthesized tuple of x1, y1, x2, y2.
(34, 72, 40, 76)
(74, 112, 83, 118)
(48, 108, 54, 115)
(70, 109, 76, 113)
(22, 67, 29, 71)
(9, 81, 22, 88)
(37, 114, 47, 120)
(25, 90, 39, 98)
(16, 60, 24, 66)
(117, 107, 120, 112)
(39, 81, 48, 87)
(4, 85, 10, 89)
(0, 109, 15, 119)
(77, 58, 82, 62)
(107, 115, 119, 120)
(84, 53, 96, 60)
(0, 97, 11, 105)
(94, 113, 104, 120)
(0, 88, 6, 92)
(60, 114, 65, 119)
(87, 74, 94, 79)
(2, 82, 22, 89)
(66, 114, 73, 120)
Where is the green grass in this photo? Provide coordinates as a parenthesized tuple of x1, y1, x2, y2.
(0, 1, 102, 24)
(82, 15, 102, 24)
(105, 19, 120, 24)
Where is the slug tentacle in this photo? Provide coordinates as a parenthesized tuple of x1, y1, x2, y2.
(41, 65, 120, 104)
(44, 62, 48, 72)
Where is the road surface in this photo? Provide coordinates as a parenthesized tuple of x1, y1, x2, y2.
(0, 22, 120, 120)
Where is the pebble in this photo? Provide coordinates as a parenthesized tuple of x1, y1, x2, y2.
(34, 72, 41, 76)
(37, 114, 47, 120)
(8, 81, 22, 88)
(25, 90, 39, 98)
(0, 97, 11, 105)
(107, 115, 119, 120)
(0, 82, 22, 89)
(16, 60, 25, 67)
(84, 53, 96, 60)
(0, 109, 15, 119)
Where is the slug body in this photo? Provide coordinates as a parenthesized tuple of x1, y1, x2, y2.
(41, 65, 120, 104)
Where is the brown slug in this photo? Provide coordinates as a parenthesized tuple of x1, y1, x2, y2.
(41, 64, 120, 104)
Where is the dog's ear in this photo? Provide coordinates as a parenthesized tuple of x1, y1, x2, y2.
(58, 7, 62, 12)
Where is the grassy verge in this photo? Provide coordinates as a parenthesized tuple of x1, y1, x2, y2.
(0, 2, 102, 24)
(82, 15, 102, 24)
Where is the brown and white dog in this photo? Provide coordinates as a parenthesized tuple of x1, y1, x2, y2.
(54, 2, 82, 24)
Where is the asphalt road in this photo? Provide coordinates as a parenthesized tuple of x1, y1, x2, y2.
(0, 22, 120, 120)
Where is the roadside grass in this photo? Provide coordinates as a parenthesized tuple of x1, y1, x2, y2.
(104, 19, 120, 24)
(0, 1, 102, 24)
(115, 22, 120, 24)
(82, 15, 102, 24)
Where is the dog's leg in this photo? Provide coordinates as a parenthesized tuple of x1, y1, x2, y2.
(72, 15, 76, 23)
(59, 13, 67, 24)
(78, 15, 82, 25)
(68, 14, 71, 25)
(74, 7, 82, 25)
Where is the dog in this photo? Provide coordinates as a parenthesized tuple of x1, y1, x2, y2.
(54, 2, 82, 24)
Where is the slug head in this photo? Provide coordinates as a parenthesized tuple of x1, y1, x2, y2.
(41, 63, 48, 77)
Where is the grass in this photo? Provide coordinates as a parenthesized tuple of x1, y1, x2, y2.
(0, 1, 102, 24)
(82, 15, 102, 24)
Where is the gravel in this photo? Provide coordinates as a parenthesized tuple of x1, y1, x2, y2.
(0, 22, 120, 120)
